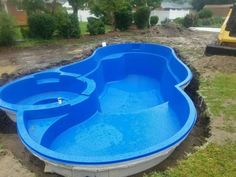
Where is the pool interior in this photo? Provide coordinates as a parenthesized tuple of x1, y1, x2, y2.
(0, 72, 90, 107)
(0, 43, 195, 164)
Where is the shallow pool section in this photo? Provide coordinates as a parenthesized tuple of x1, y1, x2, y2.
(0, 43, 196, 177)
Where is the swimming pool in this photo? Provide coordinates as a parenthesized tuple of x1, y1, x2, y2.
(0, 43, 196, 177)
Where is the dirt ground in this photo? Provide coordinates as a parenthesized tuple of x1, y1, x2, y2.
(0, 28, 235, 177)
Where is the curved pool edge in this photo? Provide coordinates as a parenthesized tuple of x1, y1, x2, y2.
(44, 146, 176, 177)
(19, 131, 184, 177)
(59, 42, 193, 89)
(0, 70, 94, 112)
(13, 43, 197, 165)
(16, 97, 197, 165)
(1, 42, 197, 176)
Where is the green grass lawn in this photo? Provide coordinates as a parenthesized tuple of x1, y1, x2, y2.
(80, 21, 112, 35)
(200, 73, 236, 119)
(80, 22, 88, 35)
(146, 143, 236, 177)
(16, 22, 112, 48)
(146, 73, 236, 177)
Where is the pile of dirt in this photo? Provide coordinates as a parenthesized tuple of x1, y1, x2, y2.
(195, 55, 236, 75)
(157, 23, 189, 37)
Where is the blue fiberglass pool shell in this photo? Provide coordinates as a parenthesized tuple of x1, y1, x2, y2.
(0, 43, 197, 167)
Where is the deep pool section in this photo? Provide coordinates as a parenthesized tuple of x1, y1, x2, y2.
(99, 74, 164, 113)
(0, 43, 196, 167)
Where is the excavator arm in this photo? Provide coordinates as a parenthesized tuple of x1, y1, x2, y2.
(205, 4, 236, 56)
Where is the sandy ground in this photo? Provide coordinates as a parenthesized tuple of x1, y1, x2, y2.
(0, 28, 235, 177)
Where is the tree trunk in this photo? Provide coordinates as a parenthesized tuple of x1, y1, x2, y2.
(51, 0, 57, 15)
(73, 6, 78, 19)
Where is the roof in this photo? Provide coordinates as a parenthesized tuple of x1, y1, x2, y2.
(161, 2, 192, 9)
(204, 4, 234, 8)
(203, 4, 233, 17)
(44, 0, 67, 4)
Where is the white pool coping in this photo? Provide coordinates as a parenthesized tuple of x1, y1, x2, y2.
(43, 145, 178, 177)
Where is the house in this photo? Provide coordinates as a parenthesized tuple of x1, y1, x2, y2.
(2, 0, 67, 27)
(44, 0, 67, 3)
(151, 1, 193, 24)
(62, 1, 95, 22)
(203, 4, 233, 17)
(161, 2, 193, 10)
(2, 0, 28, 26)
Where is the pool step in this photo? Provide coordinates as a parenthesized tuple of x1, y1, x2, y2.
(33, 102, 181, 163)
(27, 114, 68, 143)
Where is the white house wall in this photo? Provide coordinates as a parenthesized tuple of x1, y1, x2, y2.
(62, 2, 95, 22)
(151, 10, 170, 24)
(151, 9, 190, 24)
(62, 1, 190, 24)
(169, 9, 190, 20)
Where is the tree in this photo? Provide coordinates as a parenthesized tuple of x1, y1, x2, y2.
(134, 6, 150, 29)
(89, 0, 130, 26)
(198, 8, 213, 19)
(0, 1, 4, 11)
(114, 2, 133, 31)
(147, 0, 162, 9)
(0, 12, 16, 46)
(131, 0, 162, 9)
(68, 0, 87, 17)
(166, 0, 192, 4)
(89, 0, 161, 29)
(22, 0, 45, 14)
(191, 0, 205, 11)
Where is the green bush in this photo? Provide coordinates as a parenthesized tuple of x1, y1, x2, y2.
(114, 4, 132, 31)
(134, 6, 151, 29)
(173, 17, 184, 26)
(20, 27, 29, 38)
(28, 13, 56, 39)
(211, 16, 224, 26)
(55, 11, 81, 38)
(87, 17, 105, 35)
(197, 16, 224, 27)
(0, 12, 16, 46)
(198, 8, 213, 19)
(197, 18, 212, 26)
(183, 14, 198, 28)
(150, 16, 159, 26)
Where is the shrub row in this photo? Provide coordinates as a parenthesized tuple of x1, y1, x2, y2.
(173, 6, 223, 28)
(90, 5, 153, 34)
(28, 11, 81, 39)
(0, 6, 155, 44)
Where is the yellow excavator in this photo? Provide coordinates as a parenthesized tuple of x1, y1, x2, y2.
(205, 4, 236, 56)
